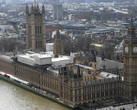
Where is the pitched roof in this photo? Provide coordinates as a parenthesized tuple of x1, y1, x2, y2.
(96, 57, 123, 70)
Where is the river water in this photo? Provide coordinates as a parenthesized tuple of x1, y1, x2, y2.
(0, 80, 69, 110)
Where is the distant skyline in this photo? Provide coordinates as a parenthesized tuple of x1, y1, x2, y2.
(22, 0, 130, 4)
(2, 0, 131, 4)
(16, 0, 93, 4)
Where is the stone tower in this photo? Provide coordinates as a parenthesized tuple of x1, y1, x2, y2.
(54, 30, 64, 57)
(91, 50, 98, 80)
(59, 65, 83, 107)
(123, 17, 137, 100)
(26, 3, 46, 51)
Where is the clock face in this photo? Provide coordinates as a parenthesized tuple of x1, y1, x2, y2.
(133, 47, 137, 53)
(125, 47, 128, 53)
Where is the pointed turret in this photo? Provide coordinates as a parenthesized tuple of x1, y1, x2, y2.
(37, 4, 40, 12)
(91, 50, 96, 62)
(33, 0, 38, 12)
(26, 4, 29, 15)
(26, 0, 46, 51)
(54, 30, 64, 57)
(91, 50, 98, 80)
(31, 4, 34, 14)
(34, 0, 37, 7)
(128, 16, 136, 37)
(56, 30, 60, 39)
(126, 16, 137, 41)
(42, 4, 45, 15)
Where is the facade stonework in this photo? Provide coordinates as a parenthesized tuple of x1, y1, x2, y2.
(26, 4, 46, 51)
(59, 64, 122, 107)
(0, 56, 14, 75)
(0, 56, 123, 107)
(14, 60, 60, 95)
(123, 18, 137, 99)
(0, 4, 137, 108)
(54, 30, 64, 57)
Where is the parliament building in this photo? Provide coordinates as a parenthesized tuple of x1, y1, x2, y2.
(0, 3, 137, 108)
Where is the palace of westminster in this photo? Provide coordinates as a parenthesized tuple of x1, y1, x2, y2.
(0, 3, 137, 108)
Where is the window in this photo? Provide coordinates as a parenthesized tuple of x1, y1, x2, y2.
(40, 26, 42, 33)
(114, 90, 116, 95)
(38, 26, 39, 34)
(79, 82, 81, 86)
(75, 90, 77, 95)
(35, 26, 37, 34)
(75, 82, 77, 86)
(79, 96, 81, 101)
(84, 95, 86, 100)
(97, 93, 100, 97)
(61, 93, 63, 97)
(70, 97, 72, 101)
(101, 92, 104, 97)
(40, 41, 42, 47)
(79, 89, 81, 95)
(88, 94, 91, 99)
(110, 91, 112, 95)
(36, 41, 38, 48)
(92, 93, 95, 98)
(75, 97, 77, 102)
(70, 89, 72, 94)
(61, 86, 63, 91)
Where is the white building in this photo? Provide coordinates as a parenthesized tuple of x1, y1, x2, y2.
(17, 52, 74, 68)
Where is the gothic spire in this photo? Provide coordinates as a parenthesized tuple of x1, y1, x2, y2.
(91, 50, 96, 62)
(34, 0, 37, 7)
(26, 4, 29, 14)
(127, 15, 136, 39)
(33, 0, 38, 12)
(54, 30, 64, 57)
(31, 3, 34, 13)
(42, 4, 45, 14)
(56, 30, 60, 39)
(37, 3, 40, 12)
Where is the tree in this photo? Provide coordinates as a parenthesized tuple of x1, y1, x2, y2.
(75, 36, 92, 52)
(0, 38, 25, 52)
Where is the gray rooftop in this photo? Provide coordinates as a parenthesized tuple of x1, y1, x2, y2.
(46, 67, 59, 77)
(97, 57, 123, 70)
(98, 71, 118, 79)
(84, 76, 120, 86)
(0, 55, 13, 63)
(75, 57, 123, 70)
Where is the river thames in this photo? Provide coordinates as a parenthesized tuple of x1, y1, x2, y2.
(0, 80, 69, 110)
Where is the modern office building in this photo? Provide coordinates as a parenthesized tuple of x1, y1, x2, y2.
(53, 4, 63, 21)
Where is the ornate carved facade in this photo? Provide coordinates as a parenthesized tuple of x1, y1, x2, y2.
(123, 18, 137, 99)
(53, 30, 64, 57)
(0, 55, 14, 75)
(0, 4, 137, 108)
(26, 4, 46, 51)
(14, 59, 60, 95)
(59, 64, 122, 107)
(0, 54, 123, 108)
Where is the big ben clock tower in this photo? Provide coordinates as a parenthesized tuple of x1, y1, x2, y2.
(123, 17, 137, 100)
